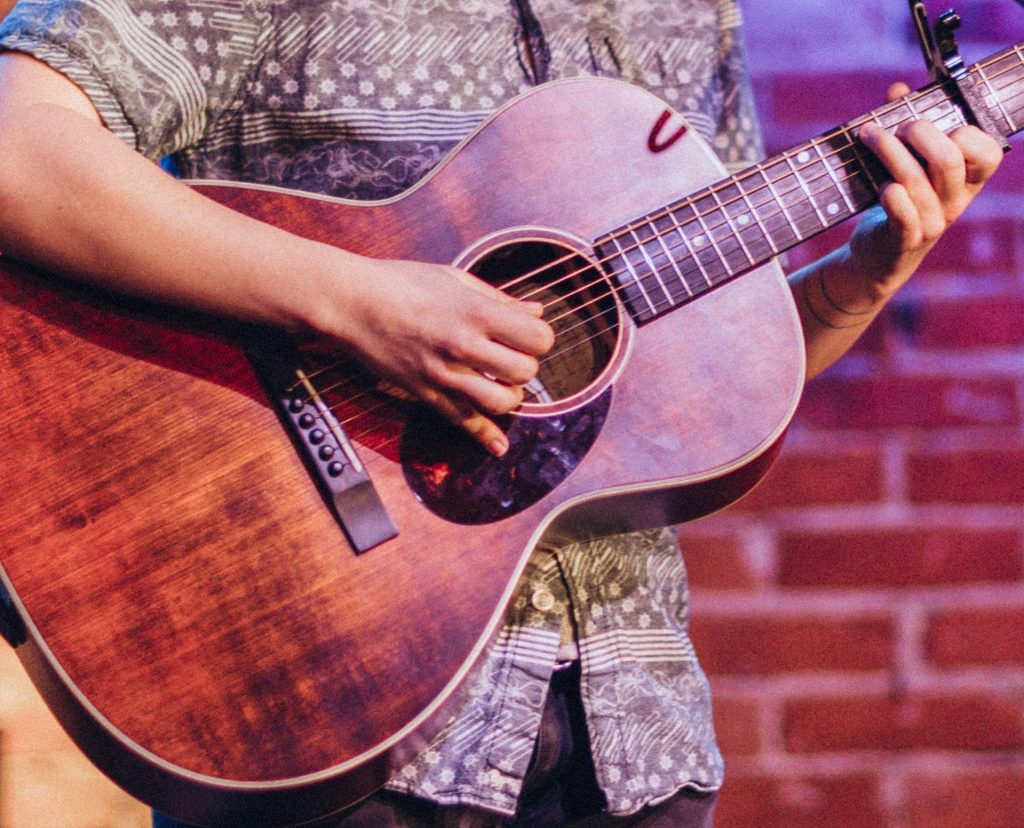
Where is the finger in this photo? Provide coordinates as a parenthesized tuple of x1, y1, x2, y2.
(444, 365, 525, 415)
(949, 125, 1003, 187)
(491, 305, 555, 356)
(417, 384, 511, 457)
(898, 121, 968, 216)
(859, 122, 945, 232)
(886, 81, 912, 102)
(876, 182, 920, 248)
(468, 340, 540, 386)
(432, 317, 542, 385)
(454, 269, 556, 354)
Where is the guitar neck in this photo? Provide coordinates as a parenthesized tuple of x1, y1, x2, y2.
(599, 42, 1024, 324)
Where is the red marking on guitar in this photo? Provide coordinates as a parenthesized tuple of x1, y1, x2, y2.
(648, 108, 689, 153)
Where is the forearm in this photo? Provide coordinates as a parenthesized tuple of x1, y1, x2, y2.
(0, 100, 356, 338)
(789, 241, 892, 380)
(0, 56, 553, 456)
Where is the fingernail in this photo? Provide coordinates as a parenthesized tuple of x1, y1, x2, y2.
(489, 437, 509, 457)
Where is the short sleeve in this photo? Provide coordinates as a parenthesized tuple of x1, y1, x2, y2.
(0, 0, 270, 160)
(713, 0, 764, 172)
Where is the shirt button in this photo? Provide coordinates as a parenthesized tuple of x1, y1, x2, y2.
(531, 587, 556, 612)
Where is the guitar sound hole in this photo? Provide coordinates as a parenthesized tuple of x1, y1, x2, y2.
(469, 240, 620, 406)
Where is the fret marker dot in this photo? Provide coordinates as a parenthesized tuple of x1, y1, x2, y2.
(693, 235, 705, 246)
(737, 215, 750, 226)
(797, 151, 811, 164)
(827, 203, 840, 216)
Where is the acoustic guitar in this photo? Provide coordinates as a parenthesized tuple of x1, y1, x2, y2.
(1, 40, 1021, 827)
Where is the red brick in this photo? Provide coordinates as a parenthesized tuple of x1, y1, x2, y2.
(908, 447, 1024, 504)
(784, 693, 1024, 752)
(727, 448, 883, 512)
(778, 528, 1023, 588)
(938, 4, 1024, 47)
(690, 615, 893, 676)
(927, 606, 1024, 667)
(798, 376, 1020, 429)
(711, 695, 763, 757)
(677, 531, 757, 591)
(904, 770, 1024, 828)
(714, 772, 887, 828)
(910, 296, 1024, 348)
(989, 142, 1024, 195)
(769, 71, 899, 127)
(915, 217, 1022, 276)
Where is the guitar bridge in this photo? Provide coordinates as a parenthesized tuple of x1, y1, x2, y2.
(246, 336, 398, 554)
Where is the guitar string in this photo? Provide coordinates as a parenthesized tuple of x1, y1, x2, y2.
(289, 50, 1024, 399)
(307, 85, 1024, 458)
(489, 52, 1024, 342)
(298, 87, 981, 448)
(292, 92, 937, 423)
(292, 53, 1024, 450)
(296, 119, 885, 419)
(487, 49, 1024, 302)
(294, 51, 1022, 402)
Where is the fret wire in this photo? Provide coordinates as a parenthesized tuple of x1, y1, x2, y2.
(787, 147, 833, 227)
(688, 213, 722, 288)
(904, 94, 921, 120)
(983, 45, 1024, 122)
(976, 62, 1016, 134)
(847, 135, 883, 194)
(610, 234, 658, 316)
(667, 209, 714, 288)
(731, 185, 775, 258)
(984, 54, 1023, 98)
(1001, 80, 1024, 114)
(690, 200, 733, 282)
(1000, 49, 1024, 125)
(711, 187, 756, 266)
(737, 177, 779, 255)
(782, 149, 856, 204)
(587, 50, 1024, 321)
(756, 159, 804, 244)
(650, 224, 694, 297)
(627, 226, 675, 311)
(811, 136, 856, 216)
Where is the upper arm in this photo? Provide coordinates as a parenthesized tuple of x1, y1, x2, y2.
(0, 51, 102, 125)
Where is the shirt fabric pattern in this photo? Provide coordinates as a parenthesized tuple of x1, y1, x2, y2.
(1, 0, 763, 817)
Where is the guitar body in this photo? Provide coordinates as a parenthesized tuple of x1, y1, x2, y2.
(0, 78, 803, 826)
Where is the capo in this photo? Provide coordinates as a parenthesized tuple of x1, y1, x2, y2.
(908, 0, 1011, 151)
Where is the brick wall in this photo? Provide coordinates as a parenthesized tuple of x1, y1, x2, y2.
(684, 2, 1024, 826)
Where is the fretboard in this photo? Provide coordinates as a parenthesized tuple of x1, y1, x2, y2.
(598, 42, 1024, 324)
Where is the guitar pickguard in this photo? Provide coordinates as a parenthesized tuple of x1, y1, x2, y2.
(400, 390, 612, 525)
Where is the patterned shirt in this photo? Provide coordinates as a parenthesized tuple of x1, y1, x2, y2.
(0, 0, 763, 817)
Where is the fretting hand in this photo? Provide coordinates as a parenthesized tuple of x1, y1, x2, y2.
(846, 82, 1003, 306)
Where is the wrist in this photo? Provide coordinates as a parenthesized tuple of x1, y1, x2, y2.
(795, 246, 897, 332)
(272, 241, 373, 344)
(827, 244, 899, 311)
